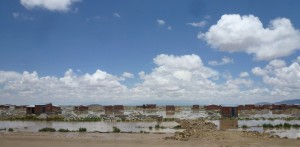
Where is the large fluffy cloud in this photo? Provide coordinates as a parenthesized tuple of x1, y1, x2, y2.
(252, 59, 300, 88)
(200, 14, 300, 60)
(0, 69, 127, 104)
(20, 0, 81, 12)
(252, 57, 300, 99)
(2, 54, 296, 105)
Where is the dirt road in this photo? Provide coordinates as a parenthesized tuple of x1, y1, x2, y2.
(1, 132, 300, 147)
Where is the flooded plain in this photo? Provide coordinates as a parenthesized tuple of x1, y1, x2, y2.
(209, 119, 300, 139)
(0, 121, 181, 133)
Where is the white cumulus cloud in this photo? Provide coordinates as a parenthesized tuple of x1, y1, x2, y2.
(187, 21, 207, 28)
(200, 14, 300, 60)
(20, 0, 81, 12)
(252, 59, 300, 88)
(114, 13, 120, 18)
(122, 72, 134, 79)
(208, 56, 234, 66)
(2, 54, 299, 104)
(239, 72, 249, 78)
(157, 19, 165, 26)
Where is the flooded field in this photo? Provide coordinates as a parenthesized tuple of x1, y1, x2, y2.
(0, 121, 182, 133)
(210, 119, 300, 139)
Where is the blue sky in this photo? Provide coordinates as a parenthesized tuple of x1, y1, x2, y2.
(0, 0, 300, 105)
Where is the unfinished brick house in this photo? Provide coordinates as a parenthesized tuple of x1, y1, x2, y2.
(204, 105, 220, 111)
(74, 105, 88, 111)
(26, 103, 61, 115)
(166, 105, 175, 112)
(244, 105, 255, 110)
(104, 105, 114, 114)
(114, 105, 124, 114)
(254, 105, 264, 110)
(271, 104, 289, 110)
(145, 104, 156, 109)
(0, 105, 10, 110)
(52, 105, 62, 113)
(34, 103, 53, 115)
(238, 105, 245, 111)
(192, 105, 200, 111)
(220, 106, 238, 118)
(15, 105, 27, 110)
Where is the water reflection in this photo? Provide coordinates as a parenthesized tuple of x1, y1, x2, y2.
(219, 119, 238, 130)
(0, 121, 180, 133)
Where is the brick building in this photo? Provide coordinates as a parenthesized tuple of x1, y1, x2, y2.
(74, 105, 88, 111)
(204, 105, 220, 111)
(220, 106, 238, 118)
(26, 103, 61, 115)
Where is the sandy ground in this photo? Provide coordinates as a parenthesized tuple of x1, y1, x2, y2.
(1, 132, 300, 147)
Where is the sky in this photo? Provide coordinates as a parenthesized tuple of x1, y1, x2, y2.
(0, 0, 300, 105)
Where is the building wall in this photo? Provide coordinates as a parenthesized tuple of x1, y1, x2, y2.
(104, 105, 114, 114)
(192, 105, 200, 111)
(220, 107, 238, 118)
(166, 105, 175, 111)
(204, 105, 220, 111)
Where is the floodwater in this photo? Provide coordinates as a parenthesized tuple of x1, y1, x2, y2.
(210, 119, 300, 139)
(0, 121, 182, 133)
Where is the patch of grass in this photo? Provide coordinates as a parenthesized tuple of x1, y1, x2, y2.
(112, 126, 121, 133)
(241, 125, 248, 129)
(78, 127, 87, 132)
(148, 126, 153, 130)
(0, 128, 6, 131)
(262, 124, 274, 129)
(283, 123, 292, 128)
(8, 128, 14, 132)
(163, 118, 175, 122)
(154, 124, 166, 129)
(292, 124, 300, 128)
(173, 125, 182, 129)
(155, 124, 160, 129)
(39, 127, 56, 132)
(274, 124, 283, 128)
(58, 128, 70, 132)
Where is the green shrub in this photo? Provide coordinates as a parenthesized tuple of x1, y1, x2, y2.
(112, 126, 121, 133)
(283, 123, 291, 128)
(274, 124, 283, 128)
(149, 126, 153, 130)
(155, 124, 160, 129)
(173, 125, 182, 129)
(262, 124, 274, 128)
(292, 124, 300, 128)
(8, 128, 14, 132)
(78, 127, 87, 132)
(58, 128, 70, 132)
(241, 125, 248, 129)
(39, 127, 56, 132)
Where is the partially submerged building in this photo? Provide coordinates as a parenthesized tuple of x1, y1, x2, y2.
(114, 105, 124, 114)
(220, 105, 238, 118)
(26, 103, 61, 115)
(74, 105, 88, 111)
(192, 105, 200, 112)
(204, 105, 220, 111)
(0, 105, 10, 110)
(104, 105, 114, 114)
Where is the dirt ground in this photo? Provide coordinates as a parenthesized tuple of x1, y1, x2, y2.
(1, 132, 300, 147)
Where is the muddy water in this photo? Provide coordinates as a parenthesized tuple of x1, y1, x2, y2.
(209, 119, 300, 139)
(0, 121, 182, 133)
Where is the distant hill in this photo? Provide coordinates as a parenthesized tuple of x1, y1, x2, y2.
(255, 102, 271, 105)
(275, 99, 300, 105)
(255, 99, 300, 105)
